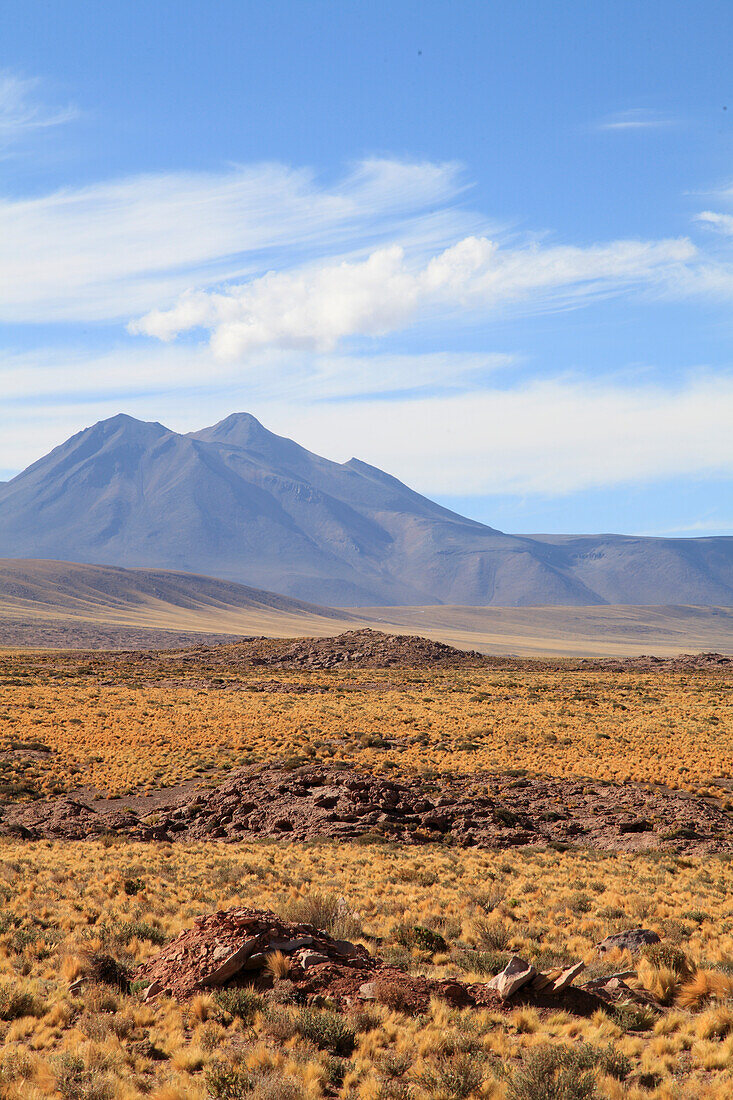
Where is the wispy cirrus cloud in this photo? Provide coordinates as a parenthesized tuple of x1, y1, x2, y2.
(0, 72, 76, 144)
(0, 159, 479, 323)
(696, 210, 733, 235)
(0, 154, 703, 339)
(596, 108, 677, 132)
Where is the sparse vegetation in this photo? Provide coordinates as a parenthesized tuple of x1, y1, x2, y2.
(1, 648, 733, 1096)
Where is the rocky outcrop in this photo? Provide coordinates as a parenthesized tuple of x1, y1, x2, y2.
(583, 652, 732, 673)
(4, 763, 732, 853)
(132, 907, 598, 1015)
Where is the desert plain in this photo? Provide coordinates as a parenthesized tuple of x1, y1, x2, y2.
(0, 629, 731, 1100)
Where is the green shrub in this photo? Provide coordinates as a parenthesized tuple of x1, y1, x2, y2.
(205, 1062, 254, 1100)
(0, 983, 46, 1020)
(506, 1045, 597, 1100)
(295, 1007, 356, 1055)
(116, 920, 166, 946)
(611, 1002, 658, 1032)
(214, 987, 264, 1022)
(122, 877, 145, 896)
(394, 924, 447, 953)
(84, 952, 131, 992)
(53, 1053, 113, 1100)
(418, 1053, 488, 1100)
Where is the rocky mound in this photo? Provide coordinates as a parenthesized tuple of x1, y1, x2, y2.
(239, 629, 485, 670)
(132, 906, 602, 1016)
(4, 764, 731, 853)
(585, 652, 733, 674)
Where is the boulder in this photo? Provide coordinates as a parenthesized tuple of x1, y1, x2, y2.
(298, 950, 331, 970)
(552, 960, 585, 992)
(485, 956, 537, 999)
(596, 928, 660, 955)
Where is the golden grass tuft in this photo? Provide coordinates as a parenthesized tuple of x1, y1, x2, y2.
(266, 951, 292, 980)
(678, 970, 733, 1010)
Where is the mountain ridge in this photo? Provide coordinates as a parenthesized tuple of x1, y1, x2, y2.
(0, 412, 731, 607)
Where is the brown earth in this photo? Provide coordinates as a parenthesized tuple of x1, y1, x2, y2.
(132, 906, 606, 1017)
(0, 616, 241, 651)
(4, 762, 731, 852)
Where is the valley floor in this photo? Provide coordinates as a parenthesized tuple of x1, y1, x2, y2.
(1, 634, 732, 1098)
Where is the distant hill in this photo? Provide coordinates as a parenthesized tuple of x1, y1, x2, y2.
(0, 560, 730, 657)
(0, 558, 356, 646)
(0, 412, 731, 607)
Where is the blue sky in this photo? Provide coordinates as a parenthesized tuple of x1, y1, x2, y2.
(2, 0, 733, 535)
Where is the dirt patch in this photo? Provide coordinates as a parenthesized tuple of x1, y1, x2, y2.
(0, 615, 241, 651)
(4, 763, 731, 852)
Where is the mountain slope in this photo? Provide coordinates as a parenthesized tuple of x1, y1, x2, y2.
(0, 412, 731, 607)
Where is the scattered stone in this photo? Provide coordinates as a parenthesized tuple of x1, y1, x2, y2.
(486, 956, 537, 999)
(133, 907, 597, 1015)
(298, 950, 330, 969)
(552, 960, 585, 992)
(596, 929, 661, 955)
(583, 652, 732, 674)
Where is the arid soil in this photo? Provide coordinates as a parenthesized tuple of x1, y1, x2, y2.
(0, 615, 242, 650)
(4, 762, 731, 852)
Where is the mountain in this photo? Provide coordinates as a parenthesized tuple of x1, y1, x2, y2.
(0, 412, 731, 607)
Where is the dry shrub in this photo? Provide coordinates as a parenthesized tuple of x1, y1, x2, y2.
(190, 993, 214, 1022)
(266, 950, 291, 980)
(372, 979, 417, 1014)
(637, 948, 695, 1006)
(636, 961, 682, 1006)
(678, 970, 733, 1010)
(695, 1006, 733, 1039)
(0, 983, 46, 1021)
(471, 917, 511, 952)
(286, 891, 362, 940)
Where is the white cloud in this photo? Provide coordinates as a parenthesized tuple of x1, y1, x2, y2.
(696, 210, 733, 235)
(597, 108, 676, 131)
(257, 375, 733, 496)
(0, 343, 513, 407)
(2, 370, 731, 499)
(133, 235, 696, 358)
(0, 72, 76, 142)
(0, 159, 477, 323)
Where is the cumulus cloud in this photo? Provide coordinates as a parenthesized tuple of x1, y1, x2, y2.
(132, 235, 696, 358)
